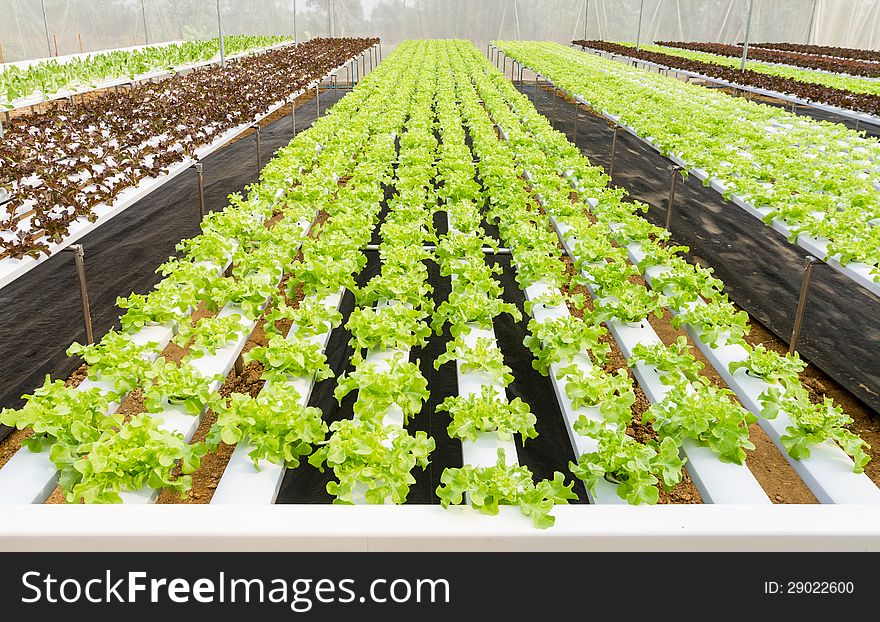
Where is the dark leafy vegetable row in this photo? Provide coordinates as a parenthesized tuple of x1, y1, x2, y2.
(749, 42, 880, 63)
(0, 37, 378, 261)
(574, 40, 880, 117)
(657, 40, 880, 78)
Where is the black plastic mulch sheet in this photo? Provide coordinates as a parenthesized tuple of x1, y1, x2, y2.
(276, 209, 589, 504)
(517, 84, 880, 415)
(0, 89, 348, 443)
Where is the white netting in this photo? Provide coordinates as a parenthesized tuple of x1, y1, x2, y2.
(0, 0, 877, 63)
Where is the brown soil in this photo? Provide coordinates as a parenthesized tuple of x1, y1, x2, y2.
(158, 211, 318, 504)
(738, 306, 880, 489)
(645, 309, 819, 504)
(560, 253, 703, 503)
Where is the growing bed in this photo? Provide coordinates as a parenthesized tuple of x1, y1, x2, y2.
(0, 39, 879, 551)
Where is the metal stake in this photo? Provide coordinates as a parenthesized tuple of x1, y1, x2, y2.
(195, 163, 206, 219)
(609, 124, 620, 177)
(666, 166, 682, 231)
(40, 0, 52, 57)
(316, 83, 320, 116)
(788, 256, 820, 354)
(63, 245, 94, 345)
(254, 125, 261, 171)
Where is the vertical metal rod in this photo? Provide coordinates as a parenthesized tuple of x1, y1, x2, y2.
(195, 163, 206, 219)
(64, 245, 94, 345)
(635, 0, 645, 50)
(293, 0, 297, 44)
(254, 126, 262, 171)
(741, 0, 755, 72)
(665, 166, 681, 231)
(361, 52, 365, 77)
(345, 62, 351, 87)
(788, 256, 819, 354)
(141, 0, 149, 45)
(316, 83, 320, 116)
(806, 0, 818, 43)
(609, 124, 619, 177)
(216, 0, 226, 66)
(584, 0, 589, 39)
(40, 0, 52, 57)
(535, 71, 539, 94)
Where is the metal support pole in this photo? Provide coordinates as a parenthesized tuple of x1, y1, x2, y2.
(635, 0, 645, 51)
(609, 124, 619, 177)
(361, 52, 366, 77)
(293, 0, 297, 44)
(141, 0, 149, 45)
(195, 163, 206, 219)
(584, 0, 589, 39)
(665, 166, 682, 231)
(316, 83, 320, 116)
(535, 71, 539, 94)
(806, 0, 818, 44)
(741, 0, 755, 72)
(216, 0, 226, 66)
(788, 256, 820, 354)
(40, 0, 52, 57)
(63, 245, 94, 345)
(254, 125, 262, 171)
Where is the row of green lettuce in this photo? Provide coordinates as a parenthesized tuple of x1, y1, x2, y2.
(0, 37, 394, 503)
(1, 35, 290, 107)
(480, 42, 871, 485)
(495, 41, 880, 280)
